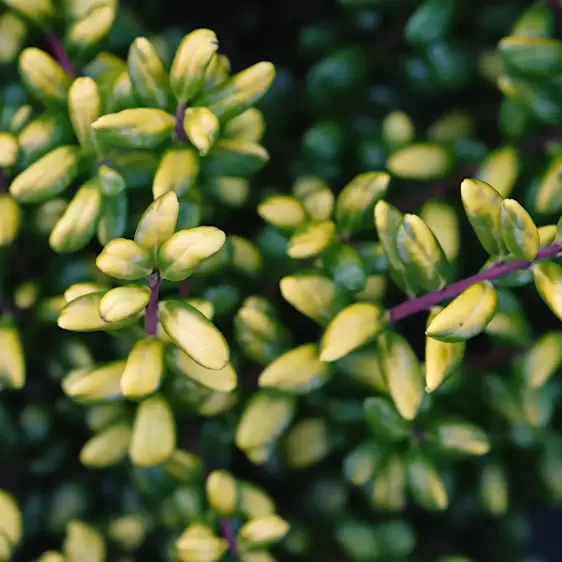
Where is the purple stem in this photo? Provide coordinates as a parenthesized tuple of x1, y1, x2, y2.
(145, 272, 161, 336)
(389, 243, 562, 323)
(175, 103, 188, 142)
(46, 34, 79, 78)
(220, 519, 238, 557)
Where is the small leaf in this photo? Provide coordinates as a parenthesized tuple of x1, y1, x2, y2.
(203, 139, 269, 177)
(460, 179, 506, 257)
(293, 176, 334, 221)
(387, 143, 452, 180)
(92, 108, 176, 149)
(129, 394, 176, 467)
(58, 293, 110, 332)
(183, 107, 220, 155)
(377, 331, 424, 421)
(407, 452, 448, 511)
(335, 172, 390, 236)
(99, 285, 150, 324)
(535, 155, 562, 214)
(324, 244, 368, 293)
(62, 361, 125, 402)
(152, 147, 200, 199)
(0, 194, 21, 247)
(169, 29, 219, 103)
(420, 201, 460, 262)
(235, 391, 295, 451)
(80, 422, 132, 467)
(287, 220, 336, 259)
(157, 226, 226, 281)
(258, 344, 331, 394)
(120, 336, 165, 399)
(0, 320, 25, 390)
(175, 524, 227, 562)
(238, 515, 289, 549)
(280, 270, 343, 326)
(257, 195, 308, 230)
(0, 490, 22, 547)
(10, 146, 80, 203)
(206, 470, 238, 514)
(284, 418, 330, 469)
(475, 145, 520, 197)
(499, 35, 562, 78)
(520, 331, 562, 388)
(480, 462, 509, 516)
(319, 302, 388, 362)
(428, 419, 491, 455)
(395, 213, 450, 292)
(500, 198, 539, 260)
(134, 191, 179, 258)
(68, 77, 101, 154)
(426, 281, 498, 342)
(64, 521, 106, 562)
(98, 165, 126, 196)
(167, 345, 237, 392)
(533, 260, 562, 321)
(363, 397, 411, 441)
(96, 238, 153, 281)
(159, 299, 230, 370)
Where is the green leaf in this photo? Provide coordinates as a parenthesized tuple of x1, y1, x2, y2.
(500, 198, 540, 260)
(520, 331, 562, 388)
(121, 337, 165, 399)
(475, 145, 520, 198)
(363, 397, 412, 441)
(533, 260, 562, 321)
(287, 220, 337, 259)
(460, 179, 506, 257)
(98, 285, 150, 324)
(499, 36, 562, 78)
(387, 143, 452, 180)
(426, 281, 498, 342)
(160, 299, 230, 370)
(395, 213, 450, 292)
(377, 331, 424, 421)
(324, 244, 368, 293)
(152, 147, 200, 199)
(319, 302, 387, 362)
(405, 0, 455, 46)
(183, 107, 220, 156)
(96, 238, 153, 281)
(334, 172, 390, 236)
(258, 194, 308, 230)
(407, 451, 448, 511)
(203, 139, 269, 177)
(428, 419, 491, 455)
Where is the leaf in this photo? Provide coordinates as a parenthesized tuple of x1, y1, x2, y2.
(166, 345, 237, 392)
(533, 260, 562, 321)
(0, 489, 22, 547)
(99, 285, 150, 324)
(175, 524, 227, 562)
(129, 394, 176, 467)
(370, 452, 407, 512)
(535, 155, 562, 214)
(258, 344, 331, 394)
(183, 107, 220, 155)
(426, 281, 498, 342)
(134, 191, 179, 258)
(319, 302, 388, 362)
(283, 418, 330, 468)
(428, 419, 491, 455)
(520, 331, 562, 388)
(79, 422, 132, 467)
(169, 29, 219, 103)
(420, 201, 460, 262)
(152, 147, 200, 199)
(157, 226, 226, 281)
(0, 132, 19, 167)
(500, 198, 539, 260)
(61, 361, 125, 402)
(387, 143, 452, 180)
(64, 521, 106, 562)
(206, 470, 238, 514)
(128, 37, 173, 110)
(363, 396, 412, 441)
(480, 462, 509, 516)
(68, 77, 101, 154)
(407, 452, 448, 511)
(203, 139, 269, 177)
(377, 331, 425, 421)
(92, 108, 176, 149)
(499, 36, 562, 78)
(280, 270, 343, 326)
(0, 194, 21, 247)
(49, 181, 102, 253)
(475, 145, 520, 198)
(395, 213, 450, 291)
(334, 172, 390, 236)
(197, 61, 276, 122)
(293, 176, 334, 221)
(159, 299, 230, 370)
(324, 244, 368, 293)
(257, 195, 308, 230)
(287, 220, 337, 259)
(235, 391, 295, 451)
(98, 165, 126, 196)
(238, 515, 289, 549)
(58, 292, 111, 332)
(425, 306, 465, 392)
(96, 238, 153, 281)
(0, 320, 25, 390)
(9, 146, 80, 203)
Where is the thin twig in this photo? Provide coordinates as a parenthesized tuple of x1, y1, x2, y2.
(46, 34, 79, 78)
(145, 272, 161, 335)
(389, 243, 562, 323)
(220, 519, 239, 557)
(175, 103, 188, 142)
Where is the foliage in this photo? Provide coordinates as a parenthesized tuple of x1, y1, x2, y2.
(1, 0, 562, 561)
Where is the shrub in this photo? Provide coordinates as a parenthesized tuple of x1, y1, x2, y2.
(1, 0, 562, 561)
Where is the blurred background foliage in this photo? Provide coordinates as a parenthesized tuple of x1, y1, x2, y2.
(2, 0, 562, 561)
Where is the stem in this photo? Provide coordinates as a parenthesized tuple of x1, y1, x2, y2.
(46, 34, 79, 78)
(220, 518, 238, 557)
(145, 272, 161, 336)
(175, 103, 188, 142)
(389, 243, 562, 323)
